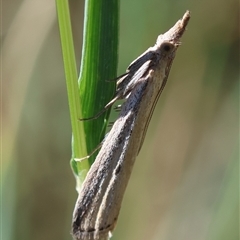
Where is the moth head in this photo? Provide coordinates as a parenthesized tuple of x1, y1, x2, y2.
(157, 41, 177, 58)
(154, 40, 178, 61)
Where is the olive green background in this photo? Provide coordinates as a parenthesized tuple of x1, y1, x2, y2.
(2, 0, 239, 240)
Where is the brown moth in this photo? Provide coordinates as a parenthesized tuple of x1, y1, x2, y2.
(72, 11, 190, 240)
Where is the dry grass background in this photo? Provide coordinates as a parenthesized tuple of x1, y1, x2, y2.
(2, 0, 239, 240)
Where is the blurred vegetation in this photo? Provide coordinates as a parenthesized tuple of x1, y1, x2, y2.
(2, 0, 239, 240)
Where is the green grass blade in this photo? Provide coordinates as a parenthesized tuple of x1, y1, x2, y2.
(56, 0, 89, 184)
(56, 0, 119, 187)
(78, 1, 119, 167)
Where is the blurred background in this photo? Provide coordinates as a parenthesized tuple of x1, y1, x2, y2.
(2, 0, 239, 240)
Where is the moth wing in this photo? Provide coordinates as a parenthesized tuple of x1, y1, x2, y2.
(116, 49, 157, 92)
(137, 69, 168, 154)
(121, 59, 153, 98)
(117, 60, 152, 101)
(127, 48, 155, 72)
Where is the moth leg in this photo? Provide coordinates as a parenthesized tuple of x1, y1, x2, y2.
(74, 141, 103, 162)
(113, 104, 122, 112)
(80, 95, 120, 121)
(74, 132, 109, 162)
(105, 72, 128, 82)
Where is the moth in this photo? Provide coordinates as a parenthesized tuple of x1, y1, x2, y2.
(72, 11, 190, 240)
